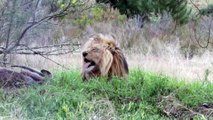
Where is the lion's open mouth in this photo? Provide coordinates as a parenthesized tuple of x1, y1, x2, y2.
(84, 58, 96, 72)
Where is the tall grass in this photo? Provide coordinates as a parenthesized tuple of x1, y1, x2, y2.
(0, 69, 212, 119)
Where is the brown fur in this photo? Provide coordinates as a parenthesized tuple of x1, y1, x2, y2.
(0, 66, 52, 88)
(81, 34, 128, 80)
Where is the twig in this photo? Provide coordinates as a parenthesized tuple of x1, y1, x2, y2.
(21, 45, 70, 70)
(17, 43, 80, 50)
(193, 17, 213, 48)
(0, 61, 10, 65)
(189, 0, 201, 13)
(1, 42, 80, 56)
(12, 50, 76, 55)
(12, 42, 80, 55)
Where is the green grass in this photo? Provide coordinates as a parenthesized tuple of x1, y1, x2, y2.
(0, 69, 212, 120)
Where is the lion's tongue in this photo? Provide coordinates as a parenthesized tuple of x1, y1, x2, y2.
(84, 62, 90, 69)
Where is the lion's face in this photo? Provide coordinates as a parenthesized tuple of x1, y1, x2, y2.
(82, 44, 105, 72)
(81, 33, 128, 80)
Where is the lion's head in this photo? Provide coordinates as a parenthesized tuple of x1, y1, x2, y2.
(81, 34, 128, 80)
(83, 34, 117, 50)
(82, 44, 113, 73)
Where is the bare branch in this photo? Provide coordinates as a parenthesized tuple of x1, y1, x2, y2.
(192, 17, 213, 48)
(189, 0, 201, 13)
(0, 0, 89, 67)
(4, 0, 72, 54)
(19, 44, 70, 70)
(12, 50, 76, 56)
(33, 0, 41, 22)
(12, 42, 80, 55)
(0, 61, 10, 65)
(16, 43, 80, 50)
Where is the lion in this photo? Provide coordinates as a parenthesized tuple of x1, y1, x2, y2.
(83, 34, 117, 49)
(81, 33, 128, 80)
(0, 65, 52, 88)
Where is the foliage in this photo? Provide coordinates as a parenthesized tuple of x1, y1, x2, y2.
(200, 4, 213, 16)
(72, 4, 127, 28)
(73, 5, 104, 28)
(0, 69, 212, 119)
(96, 0, 192, 24)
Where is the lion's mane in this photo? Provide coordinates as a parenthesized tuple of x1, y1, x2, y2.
(81, 33, 128, 80)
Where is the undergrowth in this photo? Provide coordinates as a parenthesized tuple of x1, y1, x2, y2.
(0, 69, 212, 119)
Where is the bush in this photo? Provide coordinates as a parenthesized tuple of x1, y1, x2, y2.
(97, 0, 192, 24)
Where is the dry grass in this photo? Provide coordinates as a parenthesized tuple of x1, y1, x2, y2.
(10, 53, 81, 71)
(8, 48, 213, 83)
(128, 52, 213, 82)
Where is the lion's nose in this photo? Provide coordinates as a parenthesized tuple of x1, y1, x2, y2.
(82, 52, 88, 57)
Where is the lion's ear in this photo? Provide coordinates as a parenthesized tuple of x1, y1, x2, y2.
(99, 50, 113, 77)
(107, 47, 116, 55)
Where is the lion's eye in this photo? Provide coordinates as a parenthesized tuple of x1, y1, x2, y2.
(92, 48, 98, 52)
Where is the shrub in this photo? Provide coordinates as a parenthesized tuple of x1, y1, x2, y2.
(96, 0, 192, 24)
